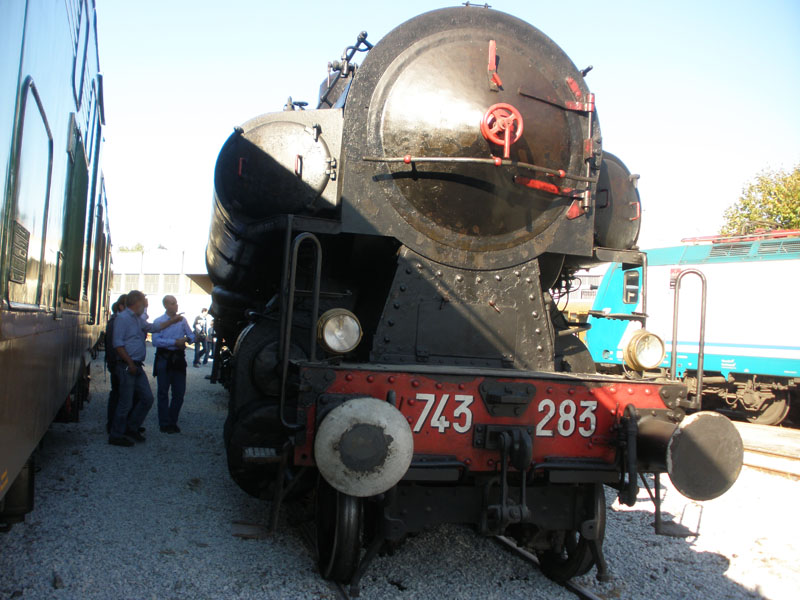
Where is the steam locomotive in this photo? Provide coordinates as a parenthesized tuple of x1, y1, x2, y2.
(205, 6, 743, 587)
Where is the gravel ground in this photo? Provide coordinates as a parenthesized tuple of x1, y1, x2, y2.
(1, 354, 797, 599)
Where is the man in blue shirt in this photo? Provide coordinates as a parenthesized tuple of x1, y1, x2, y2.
(110, 290, 182, 447)
(152, 295, 194, 433)
(105, 294, 128, 433)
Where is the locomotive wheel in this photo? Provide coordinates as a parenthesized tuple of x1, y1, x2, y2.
(537, 484, 606, 582)
(747, 394, 790, 426)
(316, 478, 362, 583)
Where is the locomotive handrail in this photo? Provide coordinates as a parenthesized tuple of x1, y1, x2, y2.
(362, 155, 598, 184)
(279, 225, 323, 431)
(669, 269, 707, 402)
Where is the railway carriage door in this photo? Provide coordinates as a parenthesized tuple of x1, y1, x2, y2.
(5, 78, 54, 308)
(61, 115, 90, 303)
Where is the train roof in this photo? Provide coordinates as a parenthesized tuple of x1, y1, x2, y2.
(645, 231, 800, 266)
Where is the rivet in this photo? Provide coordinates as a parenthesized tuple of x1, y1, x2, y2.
(407, 416, 413, 424)
(487, 459, 494, 467)
(495, 275, 501, 281)
(455, 275, 463, 282)
(366, 375, 374, 383)
(416, 263, 423, 269)
(525, 277, 532, 283)
(465, 458, 472, 466)
(388, 376, 396, 383)
(488, 299, 496, 306)
(458, 383, 465, 390)
(393, 302, 400, 309)
(536, 345, 543, 351)
(532, 311, 538, 318)
(345, 374, 353, 382)
(435, 382, 443, 389)
(546, 387, 554, 394)
(609, 387, 617, 394)
(568, 388, 575, 395)
(399, 285, 407, 292)
(644, 388, 652, 395)
(514, 271, 520, 277)
(627, 387, 634, 395)
(411, 380, 420, 388)
(476, 277, 482, 283)
(384, 336, 391, 342)
(405, 268, 412, 274)
(436, 270, 442, 277)
(408, 398, 415, 406)
(535, 328, 541, 334)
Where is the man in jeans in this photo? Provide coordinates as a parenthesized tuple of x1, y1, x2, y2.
(105, 293, 127, 433)
(152, 295, 194, 433)
(110, 290, 182, 447)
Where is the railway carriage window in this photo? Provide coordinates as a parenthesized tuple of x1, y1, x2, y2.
(623, 270, 640, 304)
(89, 201, 105, 322)
(61, 114, 90, 301)
(72, 0, 89, 110)
(7, 78, 54, 307)
(111, 273, 121, 291)
(87, 82, 97, 163)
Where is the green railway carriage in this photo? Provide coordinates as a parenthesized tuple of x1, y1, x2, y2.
(1, 0, 112, 528)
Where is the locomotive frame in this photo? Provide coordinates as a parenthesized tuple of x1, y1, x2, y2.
(0, 0, 112, 528)
(207, 6, 744, 589)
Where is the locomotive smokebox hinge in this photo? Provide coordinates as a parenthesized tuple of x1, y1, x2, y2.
(325, 157, 337, 181)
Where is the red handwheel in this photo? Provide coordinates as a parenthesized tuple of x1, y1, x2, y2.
(480, 103, 524, 158)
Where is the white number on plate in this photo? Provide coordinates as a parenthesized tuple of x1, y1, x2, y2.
(536, 399, 597, 438)
(412, 393, 474, 434)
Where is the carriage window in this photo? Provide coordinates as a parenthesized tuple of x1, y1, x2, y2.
(61, 115, 89, 301)
(623, 269, 640, 305)
(72, 0, 89, 110)
(7, 78, 53, 307)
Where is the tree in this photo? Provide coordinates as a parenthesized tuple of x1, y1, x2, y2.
(720, 164, 800, 235)
(118, 243, 144, 252)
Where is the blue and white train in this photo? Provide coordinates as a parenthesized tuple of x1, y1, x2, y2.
(586, 231, 800, 425)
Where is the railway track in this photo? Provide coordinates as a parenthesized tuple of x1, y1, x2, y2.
(734, 422, 800, 478)
(291, 507, 602, 599)
(494, 535, 606, 600)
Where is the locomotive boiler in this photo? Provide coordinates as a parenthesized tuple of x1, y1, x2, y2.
(205, 6, 743, 588)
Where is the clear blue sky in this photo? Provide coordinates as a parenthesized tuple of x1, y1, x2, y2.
(96, 0, 800, 256)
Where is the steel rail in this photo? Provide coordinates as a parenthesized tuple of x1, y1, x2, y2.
(494, 535, 607, 600)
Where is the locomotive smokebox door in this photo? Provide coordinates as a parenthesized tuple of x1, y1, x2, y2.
(341, 7, 600, 269)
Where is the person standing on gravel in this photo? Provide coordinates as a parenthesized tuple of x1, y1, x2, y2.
(152, 295, 194, 434)
(105, 293, 128, 433)
(192, 308, 210, 367)
(110, 290, 182, 447)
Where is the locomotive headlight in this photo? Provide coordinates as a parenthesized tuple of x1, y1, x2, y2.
(317, 309, 362, 354)
(623, 329, 666, 371)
